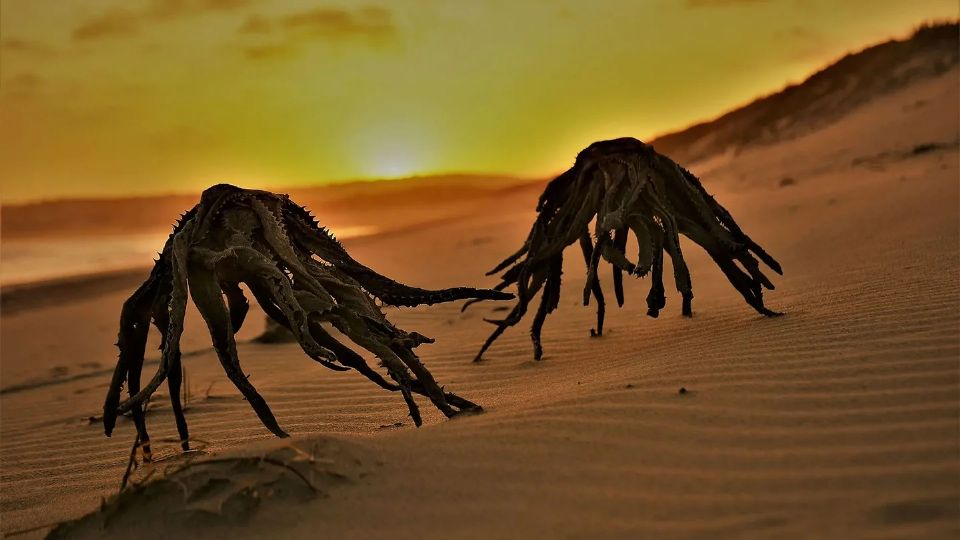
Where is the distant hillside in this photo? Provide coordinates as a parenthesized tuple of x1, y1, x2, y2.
(0, 174, 531, 239)
(651, 22, 959, 164)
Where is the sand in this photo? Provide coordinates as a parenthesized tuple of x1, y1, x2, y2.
(1, 67, 958, 538)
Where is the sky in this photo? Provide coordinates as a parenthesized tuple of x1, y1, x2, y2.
(1, 0, 957, 203)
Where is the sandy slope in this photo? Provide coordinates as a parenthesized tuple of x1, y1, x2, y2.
(1, 69, 958, 539)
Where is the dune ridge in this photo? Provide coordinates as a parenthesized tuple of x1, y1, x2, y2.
(0, 174, 533, 240)
(651, 22, 959, 164)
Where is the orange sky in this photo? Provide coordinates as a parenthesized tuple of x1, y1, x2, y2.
(1, 0, 956, 203)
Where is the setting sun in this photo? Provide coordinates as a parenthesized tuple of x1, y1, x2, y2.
(349, 122, 436, 179)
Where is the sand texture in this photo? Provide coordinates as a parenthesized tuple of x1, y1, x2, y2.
(1, 68, 958, 539)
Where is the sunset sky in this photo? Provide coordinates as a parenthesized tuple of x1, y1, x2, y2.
(1, 0, 956, 203)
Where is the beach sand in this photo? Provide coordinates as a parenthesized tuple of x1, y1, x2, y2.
(1, 68, 958, 539)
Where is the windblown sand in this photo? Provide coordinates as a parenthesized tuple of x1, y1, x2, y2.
(1, 70, 958, 539)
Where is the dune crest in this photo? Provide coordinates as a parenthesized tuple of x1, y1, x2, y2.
(652, 22, 959, 164)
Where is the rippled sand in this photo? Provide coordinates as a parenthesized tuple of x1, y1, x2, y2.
(2, 69, 957, 539)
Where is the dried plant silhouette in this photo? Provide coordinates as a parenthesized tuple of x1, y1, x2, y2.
(103, 184, 512, 459)
(467, 138, 783, 361)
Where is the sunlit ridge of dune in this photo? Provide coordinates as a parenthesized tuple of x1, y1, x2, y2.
(651, 21, 959, 163)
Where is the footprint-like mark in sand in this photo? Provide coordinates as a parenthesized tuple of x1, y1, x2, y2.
(872, 497, 956, 526)
(46, 437, 369, 539)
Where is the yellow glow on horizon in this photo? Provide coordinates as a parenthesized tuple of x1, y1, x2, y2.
(347, 120, 436, 180)
(365, 154, 423, 179)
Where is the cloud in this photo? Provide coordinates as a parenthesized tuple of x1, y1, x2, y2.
(280, 6, 395, 41)
(9, 72, 43, 88)
(145, 0, 251, 20)
(239, 14, 272, 34)
(686, 0, 768, 6)
(73, 0, 254, 41)
(236, 6, 396, 61)
(1, 72, 44, 100)
(243, 43, 295, 61)
(1, 39, 55, 56)
(72, 9, 141, 41)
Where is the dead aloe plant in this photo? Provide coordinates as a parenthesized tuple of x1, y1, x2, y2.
(103, 184, 512, 460)
(466, 138, 783, 361)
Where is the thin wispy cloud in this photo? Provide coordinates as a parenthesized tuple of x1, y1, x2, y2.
(1, 72, 44, 100)
(72, 9, 141, 41)
(239, 15, 272, 34)
(9, 72, 43, 88)
(242, 43, 295, 61)
(280, 6, 394, 41)
(236, 6, 396, 61)
(73, 0, 254, 41)
(1, 39, 55, 56)
(145, 0, 251, 20)
(686, 0, 769, 7)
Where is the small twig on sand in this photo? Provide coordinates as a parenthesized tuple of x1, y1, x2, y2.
(182, 365, 190, 407)
(119, 432, 140, 492)
(119, 395, 152, 492)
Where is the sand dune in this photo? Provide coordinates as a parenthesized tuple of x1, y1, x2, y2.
(2, 41, 959, 540)
(652, 23, 958, 164)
